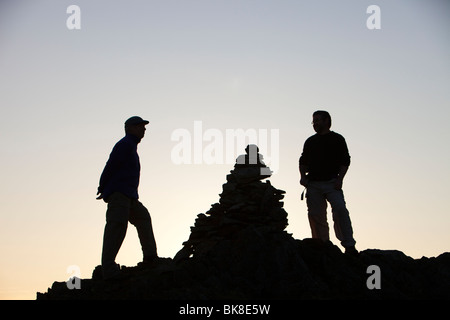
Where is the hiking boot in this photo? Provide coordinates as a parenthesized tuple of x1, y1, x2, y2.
(345, 246, 359, 256)
(137, 256, 159, 269)
(102, 263, 122, 280)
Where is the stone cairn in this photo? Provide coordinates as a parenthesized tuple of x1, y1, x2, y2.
(174, 144, 288, 262)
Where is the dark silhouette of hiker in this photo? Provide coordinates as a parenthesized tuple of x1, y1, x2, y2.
(299, 111, 357, 255)
(97, 116, 158, 279)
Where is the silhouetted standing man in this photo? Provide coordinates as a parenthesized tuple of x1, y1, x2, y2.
(97, 116, 158, 279)
(299, 111, 357, 255)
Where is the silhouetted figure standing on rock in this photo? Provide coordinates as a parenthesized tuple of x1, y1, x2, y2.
(97, 116, 158, 279)
(299, 111, 357, 255)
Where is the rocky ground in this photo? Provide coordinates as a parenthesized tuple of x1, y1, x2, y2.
(37, 147, 450, 300)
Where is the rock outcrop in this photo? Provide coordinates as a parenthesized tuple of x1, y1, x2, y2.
(37, 146, 450, 300)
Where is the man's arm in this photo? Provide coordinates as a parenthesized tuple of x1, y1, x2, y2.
(299, 164, 309, 187)
(334, 165, 348, 190)
(334, 135, 351, 190)
(97, 160, 112, 199)
(299, 140, 310, 187)
(96, 139, 129, 199)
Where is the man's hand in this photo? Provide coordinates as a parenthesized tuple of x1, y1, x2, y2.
(299, 165, 309, 187)
(334, 177, 343, 190)
(300, 177, 309, 187)
(335, 166, 348, 190)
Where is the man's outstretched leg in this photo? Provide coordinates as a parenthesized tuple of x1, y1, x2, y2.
(101, 220, 127, 278)
(101, 192, 130, 279)
(325, 182, 357, 253)
(130, 200, 158, 264)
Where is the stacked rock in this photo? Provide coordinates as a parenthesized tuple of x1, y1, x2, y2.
(174, 145, 288, 262)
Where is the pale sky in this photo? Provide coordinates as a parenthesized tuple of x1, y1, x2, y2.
(1, 0, 449, 299)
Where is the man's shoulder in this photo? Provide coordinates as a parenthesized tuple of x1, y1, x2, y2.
(330, 131, 346, 141)
(305, 132, 346, 144)
(305, 134, 319, 143)
(113, 136, 127, 148)
(112, 135, 135, 152)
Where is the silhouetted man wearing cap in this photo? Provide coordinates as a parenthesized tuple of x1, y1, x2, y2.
(299, 111, 357, 255)
(97, 116, 158, 279)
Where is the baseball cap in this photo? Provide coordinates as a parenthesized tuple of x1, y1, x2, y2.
(124, 116, 149, 126)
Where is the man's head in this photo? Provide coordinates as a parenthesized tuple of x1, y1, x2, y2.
(312, 110, 331, 134)
(124, 116, 149, 140)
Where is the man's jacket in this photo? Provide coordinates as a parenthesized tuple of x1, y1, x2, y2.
(98, 134, 141, 200)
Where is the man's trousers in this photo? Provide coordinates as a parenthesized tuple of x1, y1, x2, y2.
(101, 192, 157, 278)
(306, 179, 356, 248)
